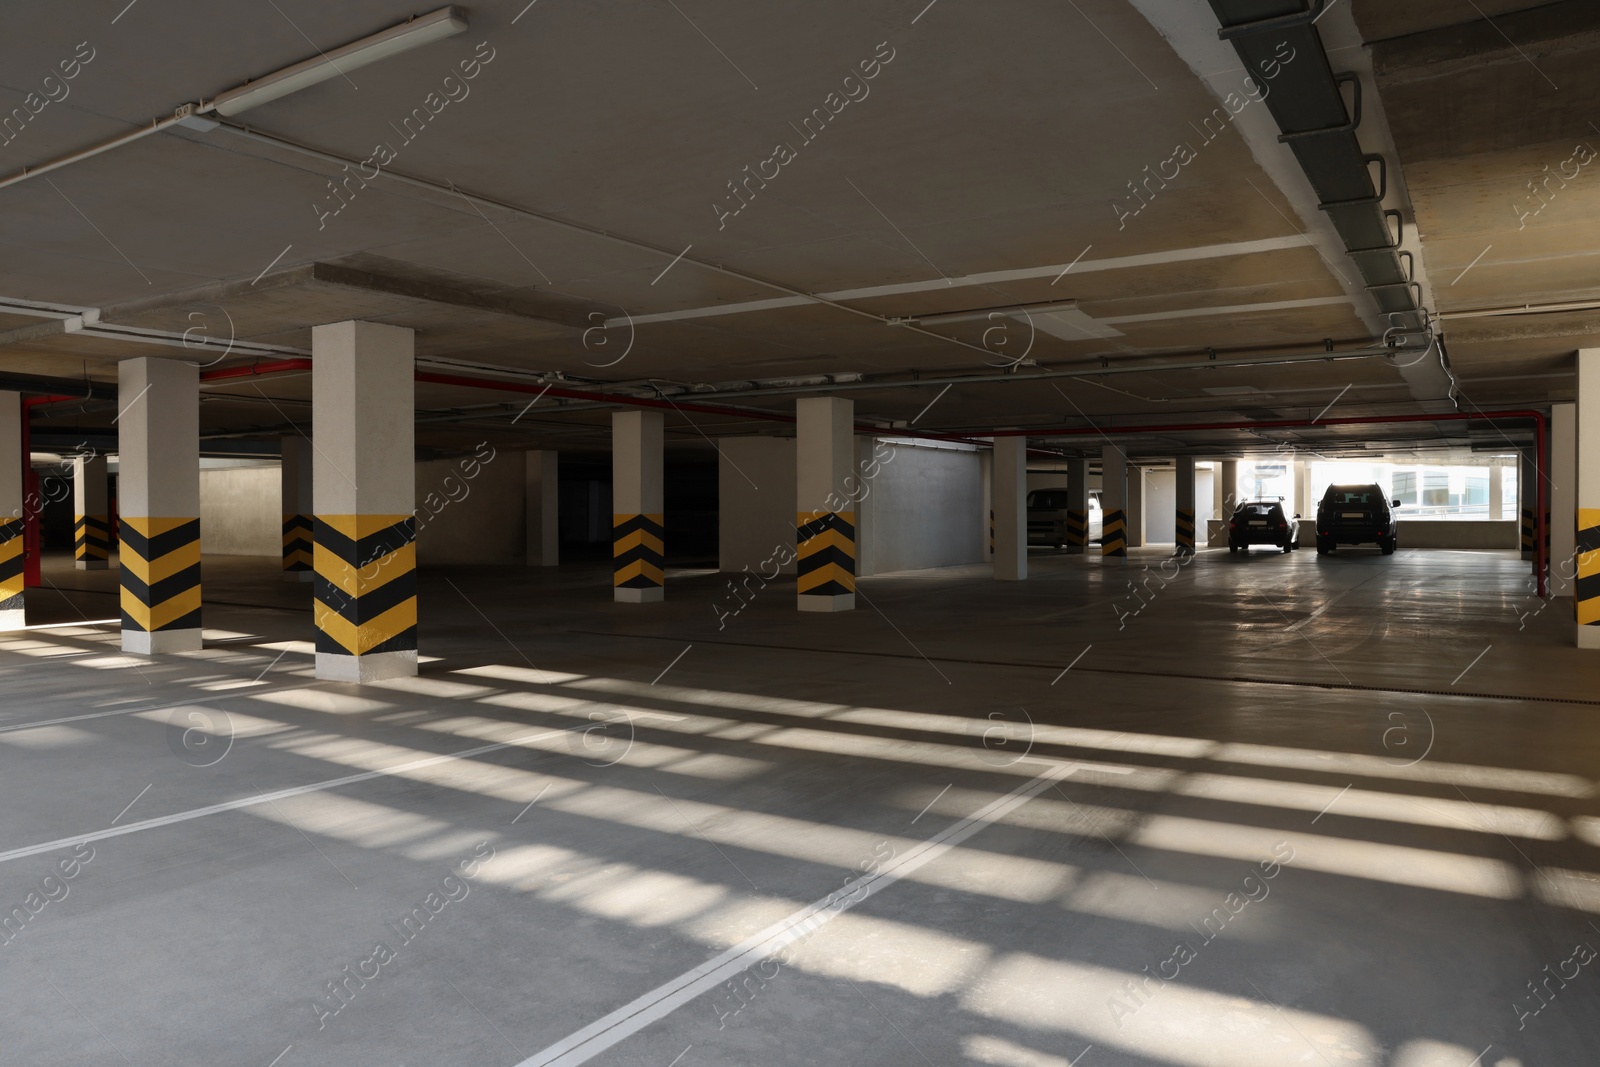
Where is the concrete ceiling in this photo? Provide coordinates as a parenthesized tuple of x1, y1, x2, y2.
(1, 0, 1586, 456)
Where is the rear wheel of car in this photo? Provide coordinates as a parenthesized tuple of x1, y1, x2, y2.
(1316, 538, 1330, 555)
(1380, 536, 1396, 555)
(1282, 542, 1292, 554)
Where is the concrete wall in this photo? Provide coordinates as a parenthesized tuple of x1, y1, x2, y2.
(197, 452, 527, 564)
(718, 436, 984, 576)
(415, 453, 524, 565)
(1143, 469, 1176, 543)
(718, 437, 797, 574)
(1388, 520, 1520, 549)
(864, 440, 984, 574)
(1027, 471, 1103, 495)
(1207, 518, 1519, 549)
(199, 465, 280, 556)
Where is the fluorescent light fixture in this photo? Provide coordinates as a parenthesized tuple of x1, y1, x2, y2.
(913, 300, 1085, 327)
(205, 7, 468, 118)
(906, 299, 1124, 340)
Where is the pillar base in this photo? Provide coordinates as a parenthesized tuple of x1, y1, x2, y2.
(0, 607, 24, 632)
(124, 629, 203, 655)
(798, 593, 854, 612)
(615, 587, 664, 604)
(1578, 625, 1600, 650)
(316, 650, 417, 683)
(75, 560, 110, 571)
(282, 571, 315, 583)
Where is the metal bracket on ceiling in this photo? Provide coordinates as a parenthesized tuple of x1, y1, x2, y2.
(1349, 211, 1406, 255)
(1216, 0, 1325, 40)
(1366, 282, 1424, 310)
(1277, 73, 1362, 143)
(1317, 155, 1388, 210)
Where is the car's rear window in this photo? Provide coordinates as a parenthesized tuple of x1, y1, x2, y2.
(1028, 491, 1070, 509)
(1324, 487, 1380, 505)
(1235, 503, 1280, 517)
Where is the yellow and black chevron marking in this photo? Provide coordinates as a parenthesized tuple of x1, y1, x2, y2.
(797, 510, 855, 596)
(614, 513, 665, 590)
(1101, 508, 1127, 557)
(1175, 508, 1196, 553)
(1066, 509, 1088, 548)
(0, 518, 22, 611)
(1578, 510, 1600, 626)
(283, 513, 313, 572)
(120, 517, 201, 633)
(74, 514, 112, 563)
(314, 515, 416, 656)
(1521, 507, 1534, 554)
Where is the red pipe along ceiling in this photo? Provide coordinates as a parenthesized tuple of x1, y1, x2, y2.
(28, 360, 1551, 597)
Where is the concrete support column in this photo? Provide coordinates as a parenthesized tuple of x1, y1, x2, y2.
(1066, 457, 1089, 552)
(1220, 459, 1239, 515)
(1489, 463, 1504, 522)
(0, 393, 22, 630)
(1126, 466, 1145, 548)
(1294, 459, 1313, 520)
(1101, 445, 1127, 557)
(281, 436, 313, 582)
(526, 450, 559, 567)
(796, 397, 855, 611)
(993, 437, 1026, 581)
(1175, 456, 1196, 554)
(118, 358, 201, 654)
(1520, 446, 1538, 560)
(312, 321, 417, 682)
(1577, 354, 1600, 646)
(73, 454, 112, 570)
(1552, 402, 1576, 599)
(613, 411, 664, 602)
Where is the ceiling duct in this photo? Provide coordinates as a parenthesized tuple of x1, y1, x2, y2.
(1205, 0, 1455, 407)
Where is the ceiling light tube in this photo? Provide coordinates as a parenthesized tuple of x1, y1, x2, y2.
(908, 301, 1085, 327)
(204, 7, 468, 118)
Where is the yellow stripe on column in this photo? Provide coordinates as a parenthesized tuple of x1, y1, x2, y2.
(313, 514, 417, 657)
(119, 516, 202, 633)
(0, 519, 23, 604)
(1576, 508, 1600, 625)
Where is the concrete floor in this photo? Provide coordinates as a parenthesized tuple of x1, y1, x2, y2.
(2, 545, 1598, 1067)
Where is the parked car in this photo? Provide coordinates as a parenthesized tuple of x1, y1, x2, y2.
(1316, 484, 1400, 555)
(1026, 489, 1102, 547)
(1228, 500, 1299, 554)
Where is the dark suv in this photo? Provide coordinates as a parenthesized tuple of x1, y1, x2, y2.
(1316, 484, 1399, 555)
(1228, 501, 1299, 554)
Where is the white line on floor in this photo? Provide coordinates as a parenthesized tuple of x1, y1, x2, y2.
(0, 727, 570, 867)
(16, 618, 122, 630)
(512, 762, 1077, 1067)
(0, 683, 320, 736)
